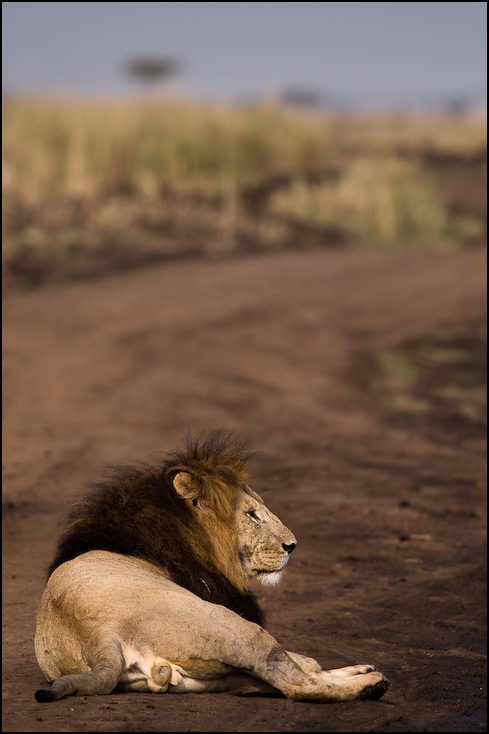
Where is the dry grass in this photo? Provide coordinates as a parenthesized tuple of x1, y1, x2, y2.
(2, 95, 487, 291)
(270, 157, 452, 247)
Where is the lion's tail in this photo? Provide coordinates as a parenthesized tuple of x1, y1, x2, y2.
(35, 643, 124, 702)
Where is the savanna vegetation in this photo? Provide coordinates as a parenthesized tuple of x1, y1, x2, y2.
(2, 95, 486, 291)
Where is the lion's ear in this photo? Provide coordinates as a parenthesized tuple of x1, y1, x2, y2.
(173, 472, 201, 506)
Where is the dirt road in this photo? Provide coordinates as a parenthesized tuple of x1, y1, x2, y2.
(3, 246, 487, 732)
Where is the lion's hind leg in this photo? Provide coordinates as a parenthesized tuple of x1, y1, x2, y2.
(258, 646, 389, 703)
(315, 667, 389, 701)
(324, 663, 376, 677)
(117, 652, 191, 693)
(166, 672, 281, 696)
(286, 651, 322, 673)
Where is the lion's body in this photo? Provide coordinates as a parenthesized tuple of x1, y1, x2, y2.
(46, 434, 266, 625)
(34, 432, 389, 703)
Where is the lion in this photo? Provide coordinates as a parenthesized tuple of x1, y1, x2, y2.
(34, 431, 390, 703)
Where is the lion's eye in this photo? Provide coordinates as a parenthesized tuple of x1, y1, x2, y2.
(248, 509, 259, 521)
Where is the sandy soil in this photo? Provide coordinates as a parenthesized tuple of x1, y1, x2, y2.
(2, 246, 487, 732)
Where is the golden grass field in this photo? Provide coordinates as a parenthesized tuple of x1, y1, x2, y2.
(3, 99, 487, 732)
(2, 96, 486, 291)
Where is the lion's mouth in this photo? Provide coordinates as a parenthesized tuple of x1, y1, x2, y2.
(254, 555, 290, 577)
(243, 553, 291, 585)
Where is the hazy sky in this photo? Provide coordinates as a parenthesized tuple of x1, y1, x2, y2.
(2, 1, 487, 108)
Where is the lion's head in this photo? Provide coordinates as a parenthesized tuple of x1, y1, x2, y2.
(48, 431, 296, 626)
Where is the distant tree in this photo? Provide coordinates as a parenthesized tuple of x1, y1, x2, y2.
(123, 56, 183, 89)
(281, 87, 325, 108)
(441, 94, 472, 116)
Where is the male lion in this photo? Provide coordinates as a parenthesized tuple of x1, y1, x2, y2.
(35, 432, 389, 703)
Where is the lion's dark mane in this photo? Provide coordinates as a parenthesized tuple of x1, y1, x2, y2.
(48, 432, 264, 626)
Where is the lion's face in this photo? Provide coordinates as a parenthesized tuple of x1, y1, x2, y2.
(234, 488, 297, 586)
(173, 467, 297, 593)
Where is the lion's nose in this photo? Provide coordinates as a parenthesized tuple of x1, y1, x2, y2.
(282, 541, 297, 555)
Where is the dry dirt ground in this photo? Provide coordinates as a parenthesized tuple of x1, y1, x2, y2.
(2, 246, 487, 733)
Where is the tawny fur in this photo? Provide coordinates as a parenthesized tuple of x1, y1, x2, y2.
(35, 431, 390, 704)
(48, 431, 263, 624)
